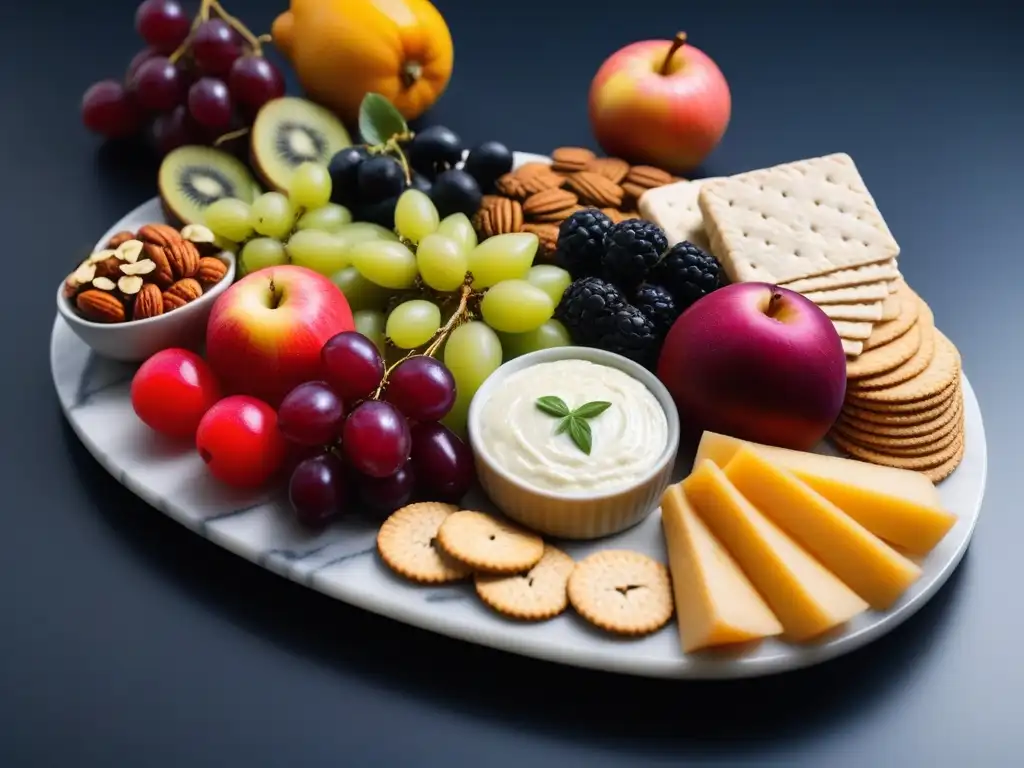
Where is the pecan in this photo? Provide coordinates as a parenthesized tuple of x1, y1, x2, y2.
(551, 147, 595, 174)
(624, 165, 675, 189)
(105, 230, 137, 249)
(94, 255, 123, 280)
(143, 243, 175, 288)
(132, 283, 164, 320)
(489, 198, 524, 235)
(514, 161, 554, 178)
(584, 157, 630, 185)
(196, 256, 228, 288)
(76, 289, 125, 323)
(162, 278, 203, 311)
(137, 223, 183, 247)
(168, 240, 200, 280)
(522, 188, 578, 220)
(495, 173, 529, 200)
(565, 171, 624, 208)
(517, 171, 565, 196)
(521, 223, 559, 261)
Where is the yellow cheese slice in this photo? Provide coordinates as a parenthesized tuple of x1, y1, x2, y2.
(661, 484, 783, 653)
(723, 447, 922, 610)
(694, 431, 955, 555)
(682, 461, 869, 641)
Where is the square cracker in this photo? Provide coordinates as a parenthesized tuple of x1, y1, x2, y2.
(637, 178, 720, 253)
(802, 282, 889, 305)
(842, 339, 864, 357)
(698, 153, 900, 283)
(833, 320, 873, 341)
(782, 260, 900, 293)
(821, 302, 884, 322)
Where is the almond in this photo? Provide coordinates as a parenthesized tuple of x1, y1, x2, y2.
(117, 275, 145, 295)
(132, 283, 164, 320)
(522, 188, 578, 220)
(144, 243, 175, 288)
(565, 171, 624, 208)
(551, 147, 595, 174)
(137, 223, 182, 247)
(624, 165, 674, 189)
(584, 157, 630, 185)
(76, 289, 125, 323)
(162, 278, 203, 311)
(92, 276, 117, 291)
(521, 222, 559, 260)
(196, 256, 228, 287)
(115, 239, 144, 263)
(489, 198, 524, 235)
(180, 224, 221, 257)
(105, 230, 137, 249)
(120, 258, 157, 276)
(168, 240, 200, 280)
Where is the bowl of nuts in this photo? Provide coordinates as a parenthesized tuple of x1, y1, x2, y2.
(56, 217, 235, 363)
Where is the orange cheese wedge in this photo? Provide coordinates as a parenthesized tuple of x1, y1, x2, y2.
(661, 484, 783, 653)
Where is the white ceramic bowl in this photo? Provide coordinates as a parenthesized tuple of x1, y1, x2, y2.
(468, 346, 680, 540)
(56, 251, 235, 363)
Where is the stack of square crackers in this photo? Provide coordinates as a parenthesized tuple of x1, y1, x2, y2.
(639, 153, 964, 481)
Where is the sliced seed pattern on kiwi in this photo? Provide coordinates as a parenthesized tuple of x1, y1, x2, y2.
(251, 97, 352, 192)
(158, 146, 259, 226)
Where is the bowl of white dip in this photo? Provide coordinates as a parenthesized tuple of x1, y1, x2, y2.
(468, 347, 679, 539)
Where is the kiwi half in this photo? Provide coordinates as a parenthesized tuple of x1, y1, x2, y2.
(158, 146, 260, 226)
(250, 97, 352, 192)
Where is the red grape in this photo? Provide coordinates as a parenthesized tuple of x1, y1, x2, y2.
(342, 401, 411, 478)
(130, 56, 185, 111)
(135, 0, 191, 54)
(152, 105, 197, 154)
(289, 453, 348, 526)
(229, 55, 285, 110)
(321, 332, 385, 401)
(192, 19, 242, 77)
(131, 348, 222, 439)
(384, 356, 456, 422)
(358, 461, 415, 514)
(188, 77, 232, 130)
(81, 80, 145, 139)
(278, 381, 345, 446)
(410, 422, 475, 503)
(196, 396, 287, 488)
(125, 47, 160, 85)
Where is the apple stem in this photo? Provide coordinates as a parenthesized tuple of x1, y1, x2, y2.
(660, 32, 688, 76)
(766, 290, 784, 318)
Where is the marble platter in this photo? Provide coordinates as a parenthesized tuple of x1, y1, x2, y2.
(51, 155, 988, 679)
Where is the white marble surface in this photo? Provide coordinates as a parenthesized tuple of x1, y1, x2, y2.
(49, 175, 988, 679)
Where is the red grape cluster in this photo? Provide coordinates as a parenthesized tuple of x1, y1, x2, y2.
(280, 332, 475, 527)
(81, 0, 284, 154)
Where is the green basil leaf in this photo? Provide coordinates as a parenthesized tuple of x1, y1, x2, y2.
(555, 416, 571, 434)
(572, 401, 612, 420)
(535, 396, 570, 417)
(358, 93, 408, 145)
(568, 417, 593, 455)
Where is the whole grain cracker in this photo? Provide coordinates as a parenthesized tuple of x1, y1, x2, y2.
(803, 282, 890, 305)
(842, 388, 960, 429)
(862, 282, 920, 350)
(842, 339, 864, 357)
(922, 438, 965, 483)
(833, 319, 874, 341)
(848, 331, 960, 403)
(852, 380, 960, 414)
(637, 178, 718, 253)
(846, 321, 922, 378)
(781, 260, 900, 293)
(821, 302, 885, 322)
(849, 301, 935, 389)
(880, 290, 902, 321)
(835, 423, 960, 458)
(566, 550, 674, 637)
(377, 503, 471, 584)
(475, 545, 575, 621)
(832, 429, 964, 471)
(698, 153, 900, 284)
(835, 400, 962, 450)
(436, 510, 545, 574)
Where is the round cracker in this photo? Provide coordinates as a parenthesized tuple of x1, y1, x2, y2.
(567, 550, 673, 636)
(436, 510, 545, 574)
(923, 437, 965, 483)
(846, 321, 922, 379)
(847, 331, 960, 404)
(862, 282, 921, 351)
(475, 545, 575, 621)
(831, 428, 963, 470)
(839, 393, 961, 437)
(849, 379, 959, 414)
(376, 503, 472, 584)
(850, 304, 936, 390)
(835, 400, 962, 449)
(833, 410, 961, 456)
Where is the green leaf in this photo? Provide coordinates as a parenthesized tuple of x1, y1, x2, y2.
(568, 417, 593, 455)
(358, 93, 408, 145)
(555, 416, 571, 435)
(572, 401, 612, 420)
(535, 396, 570, 418)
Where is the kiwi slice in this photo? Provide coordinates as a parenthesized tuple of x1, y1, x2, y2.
(250, 97, 352, 192)
(159, 146, 260, 226)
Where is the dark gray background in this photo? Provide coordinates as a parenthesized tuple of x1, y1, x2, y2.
(5, 0, 1023, 765)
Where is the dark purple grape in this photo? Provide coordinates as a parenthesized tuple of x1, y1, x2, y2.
(321, 331, 385, 401)
(152, 105, 197, 154)
(430, 169, 482, 218)
(463, 141, 513, 192)
(358, 461, 416, 514)
(125, 47, 160, 85)
(357, 155, 405, 204)
(192, 19, 242, 77)
(187, 77, 232, 130)
(289, 453, 348, 527)
(228, 55, 285, 110)
(135, 0, 190, 54)
(81, 80, 144, 139)
(342, 401, 411, 478)
(384, 356, 456, 422)
(410, 422, 475, 503)
(407, 125, 464, 178)
(130, 56, 185, 111)
(278, 381, 345, 446)
(327, 146, 371, 208)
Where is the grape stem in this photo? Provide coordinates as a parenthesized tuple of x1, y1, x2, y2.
(169, 0, 271, 64)
(213, 126, 251, 146)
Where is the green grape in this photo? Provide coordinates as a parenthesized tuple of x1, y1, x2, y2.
(353, 309, 387, 355)
(480, 279, 554, 333)
(436, 213, 477, 256)
(416, 233, 468, 292)
(467, 232, 539, 288)
(394, 189, 440, 245)
(498, 319, 572, 360)
(442, 321, 503, 436)
(251, 192, 296, 240)
(525, 264, 572, 306)
(295, 203, 352, 233)
(348, 240, 419, 289)
(385, 300, 442, 349)
(288, 162, 333, 210)
(335, 222, 400, 243)
(286, 229, 350, 275)
(204, 198, 254, 242)
(239, 237, 288, 275)
(331, 266, 394, 312)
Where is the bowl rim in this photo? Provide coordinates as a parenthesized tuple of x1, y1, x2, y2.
(467, 345, 681, 502)
(55, 250, 236, 330)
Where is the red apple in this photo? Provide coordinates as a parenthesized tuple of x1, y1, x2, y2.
(205, 265, 354, 408)
(588, 32, 731, 173)
(657, 283, 846, 451)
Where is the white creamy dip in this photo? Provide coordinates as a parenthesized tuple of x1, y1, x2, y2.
(477, 359, 669, 495)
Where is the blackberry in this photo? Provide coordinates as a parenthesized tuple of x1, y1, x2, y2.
(554, 208, 613, 280)
(633, 283, 680, 337)
(649, 241, 723, 311)
(602, 219, 668, 290)
(556, 277, 660, 369)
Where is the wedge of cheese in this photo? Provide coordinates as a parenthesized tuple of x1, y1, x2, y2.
(694, 432, 956, 555)
(682, 461, 868, 641)
(661, 484, 783, 653)
(723, 447, 922, 610)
